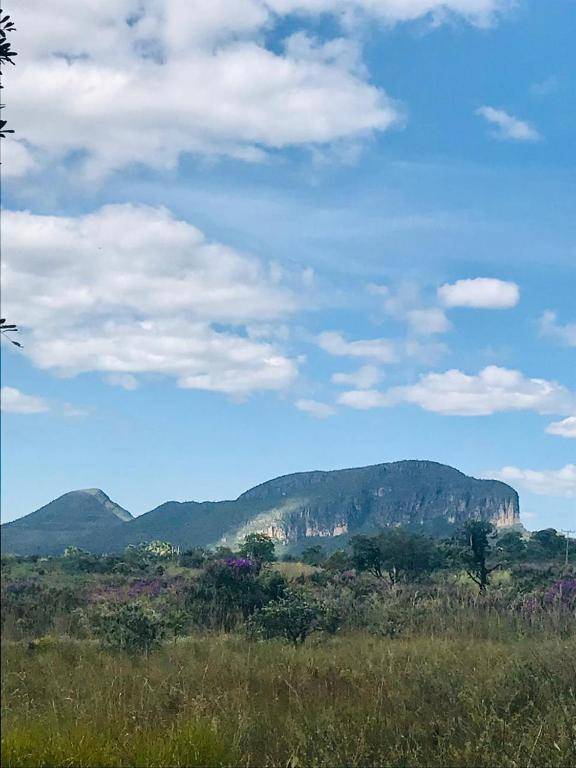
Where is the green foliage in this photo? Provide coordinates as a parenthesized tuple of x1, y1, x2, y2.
(239, 533, 276, 563)
(496, 530, 527, 562)
(452, 520, 498, 592)
(323, 549, 351, 572)
(61, 547, 101, 573)
(178, 547, 207, 568)
(248, 590, 319, 644)
(90, 603, 165, 653)
(351, 530, 437, 583)
(143, 540, 178, 559)
(350, 535, 384, 577)
(527, 528, 569, 561)
(301, 544, 326, 566)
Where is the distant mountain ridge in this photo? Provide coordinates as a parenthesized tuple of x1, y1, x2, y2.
(1, 489, 132, 555)
(1, 460, 520, 556)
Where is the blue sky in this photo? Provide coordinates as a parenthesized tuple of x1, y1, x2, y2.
(1, 0, 574, 529)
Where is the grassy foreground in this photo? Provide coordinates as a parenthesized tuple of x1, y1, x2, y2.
(2, 634, 575, 768)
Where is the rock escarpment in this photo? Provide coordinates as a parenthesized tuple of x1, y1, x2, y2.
(1, 460, 520, 555)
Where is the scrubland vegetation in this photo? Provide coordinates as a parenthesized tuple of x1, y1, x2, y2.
(2, 526, 575, 767)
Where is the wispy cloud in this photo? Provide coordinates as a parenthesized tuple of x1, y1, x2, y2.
(1, 387, 49, 414)
(476, 106, 540, 142)
(295, 398, 336, 419)
(317, 331, 397, 363)
(539, 311, 576, 347)
(487, 464, 576, 498)
(332, 365, 382, 389)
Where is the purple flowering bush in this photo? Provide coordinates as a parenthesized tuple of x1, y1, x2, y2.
(544, 578, 576, 608)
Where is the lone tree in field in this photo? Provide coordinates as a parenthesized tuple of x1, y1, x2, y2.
(456, 519, 500, 593)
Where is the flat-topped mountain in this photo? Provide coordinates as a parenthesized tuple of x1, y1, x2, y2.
(1, 460, 520, 555)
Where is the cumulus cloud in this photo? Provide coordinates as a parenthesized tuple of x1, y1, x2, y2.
(332, 364, 382, 388)
(2, 204, 301, 396)
(438, 278, 519, 309)
(7, 1, 401, 179)
(546, 416, 576, 439)
(6, 0, 513, 179)
(488, 464, 576, 498)
(539, 311, 576, 347)
(295, 398, 336, 418)
(1, 387, 50, 414)
(317, 331, 397, 362)
(338, 366, 576, 416)
(476, 106, 540, 142)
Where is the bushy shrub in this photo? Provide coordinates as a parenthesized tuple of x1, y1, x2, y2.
(90, 603, 165, 652)
(248, 591, 320, 644)
(179, 547, 208, 568)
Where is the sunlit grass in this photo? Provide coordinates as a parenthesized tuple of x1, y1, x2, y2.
(3, 634, 575, 767)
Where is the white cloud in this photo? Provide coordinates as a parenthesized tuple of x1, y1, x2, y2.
(0, 387, 50, 414)
(539, 311, 576, 347)
(6, 0, 513, 179)
(8, 1, 401, 179)
(338, 366, 576, 416)
(2, 204, 301, 396)
(105, 373, 139, 390)
(337, 388, 390, 409)
(295, 398, 336, 418)
(332, 364, 382, 388)
(368, 282, 451, 336)
(406, 307, 451, 335)
(438, 278, 519, 309)
(269, 1, 510, 26)
(476, 106, 540, 142)
(317, 331, 397, 362)
(0, 140, 39, 178)
(546, 416, 576, 439)
(488, 464, 576, 498)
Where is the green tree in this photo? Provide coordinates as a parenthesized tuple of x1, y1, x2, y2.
(301, 544, 326, 566)
(323, 549, 351, 572)
(350, 535, 384, 577)
(239, 533, 276, 563)
(455, 520, 499, 593)
(526, 529, 567, 561)
(496, 530, 527, 562)
(350, 530, 436, 584)
(377, 529, 436, 584)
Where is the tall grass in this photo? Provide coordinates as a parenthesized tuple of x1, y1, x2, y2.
(3, 634, 575, 767)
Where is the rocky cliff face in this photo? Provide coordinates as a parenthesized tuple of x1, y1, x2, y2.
(223, 460, 520, 546)
(1, 460, 520, 555)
